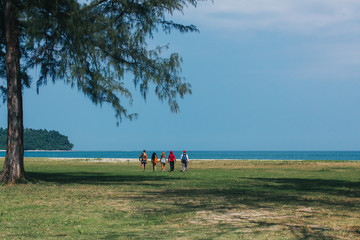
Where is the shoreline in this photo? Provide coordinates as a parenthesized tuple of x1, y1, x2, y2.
(0, 157, 304, 162)
(1, 157, 357, 162)
(2, 151, 360, 161)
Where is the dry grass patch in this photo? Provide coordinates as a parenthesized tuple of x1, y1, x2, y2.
(191, 159, 360, 170)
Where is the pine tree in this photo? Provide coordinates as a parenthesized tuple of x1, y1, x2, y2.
(0, 0, 201, 183)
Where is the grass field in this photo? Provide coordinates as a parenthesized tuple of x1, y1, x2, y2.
(0, 158, 359, 239)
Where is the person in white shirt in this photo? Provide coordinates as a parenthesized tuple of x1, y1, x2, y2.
(180, 151, 189, 172)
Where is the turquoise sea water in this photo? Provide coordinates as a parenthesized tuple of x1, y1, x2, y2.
(1, 151, 359, 160)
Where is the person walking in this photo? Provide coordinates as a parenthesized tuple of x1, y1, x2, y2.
(160, 152, 166, 172)
(180, 151, 189, 172)
(151, 152, 158, 172)
(168, 151, 176, 172)
(139, 150, 147, 172)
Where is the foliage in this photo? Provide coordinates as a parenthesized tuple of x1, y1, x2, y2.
(0, 159, 359, 239)
(0, 128, 73, 150)
(0, 0, 200, 122)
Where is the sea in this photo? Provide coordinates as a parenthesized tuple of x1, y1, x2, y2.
(1, 151, 359, 161)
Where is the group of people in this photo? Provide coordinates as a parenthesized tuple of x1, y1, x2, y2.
(139, 150, 189, 172)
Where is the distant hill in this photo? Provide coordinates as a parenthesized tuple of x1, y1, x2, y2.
(0, 128, 74, 150)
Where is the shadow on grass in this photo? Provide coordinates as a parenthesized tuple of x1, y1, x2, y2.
(288, 225, 336, 240)
(245, 177, 360, 198)
(27, 171, 180, 186)
(139, 177, 360, 215)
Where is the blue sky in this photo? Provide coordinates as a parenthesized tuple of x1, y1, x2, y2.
(1, 0, 360, 151)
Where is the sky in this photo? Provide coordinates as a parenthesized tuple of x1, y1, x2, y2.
(1, 0, 360, 151)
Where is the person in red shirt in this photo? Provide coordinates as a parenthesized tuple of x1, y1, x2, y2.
(168, 151, 176, 172)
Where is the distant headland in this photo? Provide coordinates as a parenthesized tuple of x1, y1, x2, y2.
(0, 128, 74, 151)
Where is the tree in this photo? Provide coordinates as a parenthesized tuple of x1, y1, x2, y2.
(0, 0, 201, 183)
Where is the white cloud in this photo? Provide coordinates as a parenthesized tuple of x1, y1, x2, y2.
(184, 0, 360, 34)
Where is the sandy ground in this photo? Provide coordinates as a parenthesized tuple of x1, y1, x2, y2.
(20, 157, 249, 162)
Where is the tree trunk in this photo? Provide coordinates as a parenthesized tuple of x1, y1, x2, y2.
(0, 0, 26, 183)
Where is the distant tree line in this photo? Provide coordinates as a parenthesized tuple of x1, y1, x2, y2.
(0, 128, 74, 150)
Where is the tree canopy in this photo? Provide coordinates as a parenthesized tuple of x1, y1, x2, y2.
(1, 0, 197, 121)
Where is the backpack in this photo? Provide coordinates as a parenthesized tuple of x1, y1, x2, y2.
(139, 153, 147, 162)
(182, 154, 187, 163)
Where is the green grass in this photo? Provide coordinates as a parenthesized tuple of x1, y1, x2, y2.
(0, 159, 359, 239)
